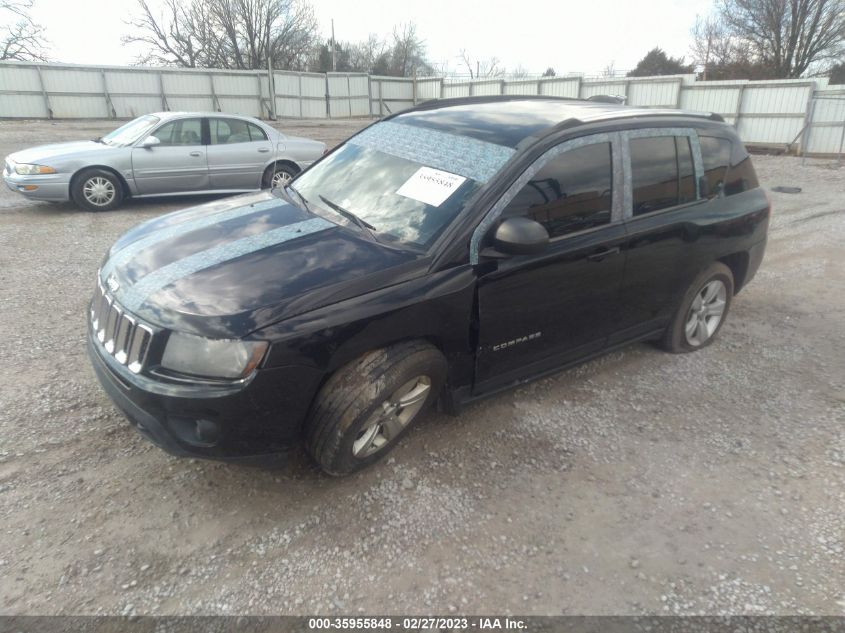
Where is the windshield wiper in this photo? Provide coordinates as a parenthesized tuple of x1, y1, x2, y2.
(318, 195, 378, 241)
(283, 183, 311, 212)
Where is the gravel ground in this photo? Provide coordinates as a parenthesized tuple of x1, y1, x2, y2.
(0, 119, 842, 617)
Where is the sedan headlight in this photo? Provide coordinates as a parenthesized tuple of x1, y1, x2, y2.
(161, 332, 268, 380)
(15, 163, 56, 175)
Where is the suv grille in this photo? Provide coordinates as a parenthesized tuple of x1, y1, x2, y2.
(90, 279, 154, 374)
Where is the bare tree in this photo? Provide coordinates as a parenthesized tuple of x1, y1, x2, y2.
(122, 0, 319, 70)
(1, 0, 48, 61)
(694, 0, 845, 78)
(389, 22, 431, 76)
(601, 61, 616, 77)
(458, 48, 503, 78)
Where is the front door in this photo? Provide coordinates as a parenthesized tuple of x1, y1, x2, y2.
(131, 117, 208, 194)
(207, 117, 274, 190)
(474, 139, 627, 392)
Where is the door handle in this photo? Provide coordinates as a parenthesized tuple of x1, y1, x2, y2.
(258, 147, 270, 153)
(586, 246, 621, 262)
(189, 151, 202, 157)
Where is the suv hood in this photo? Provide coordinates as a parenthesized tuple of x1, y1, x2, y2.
(10, 140, 115, 164)
(100, 191, 420, 339)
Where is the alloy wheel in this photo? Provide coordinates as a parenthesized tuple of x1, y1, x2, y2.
(82, 177, 116, 207)
(352, 375, 431, 458)
(684, 279, 727, 346)
(271, 170, 292, 188)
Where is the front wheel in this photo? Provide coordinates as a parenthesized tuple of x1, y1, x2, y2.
(304, 341, 447, 476)
(660, 262, 734, 353)
(71, 168, 124, 211)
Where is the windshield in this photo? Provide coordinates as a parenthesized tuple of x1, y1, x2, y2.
(101, 115, 161, 146)
(292, 120, 515, 249)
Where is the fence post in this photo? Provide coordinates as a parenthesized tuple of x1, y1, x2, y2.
(35, 65, 52, 119)
(210, 74, 221, 112)
(347, 74, 352, 117)
(575, 76, 583, 99)
(733, 83, 746, 131)
(379, 80, 384, 117)
(367, 75, 373, 118)
(101, 70, 116, 119)
(798, 88, 816, 155)
(675, 78, 683, 108)
(412, 70, 417, 105)
(536, 79, 541, 95)
(158, 72, 168, 111)
(439, 77, 444, 100)
(325, 73, 331, 119)
(299, 73, 303, 118)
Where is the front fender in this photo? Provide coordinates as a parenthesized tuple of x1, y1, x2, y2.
(257, 265, 478, 390)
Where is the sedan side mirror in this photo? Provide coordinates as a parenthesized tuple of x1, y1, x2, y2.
(490, 217, 549, 256)
(140, 136, 160, 149)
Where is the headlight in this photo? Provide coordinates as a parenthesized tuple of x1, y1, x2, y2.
(15, 163, 56, 175)
(160, 332, 268, 379)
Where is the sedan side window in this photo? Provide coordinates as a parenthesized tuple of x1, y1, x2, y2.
(501, 143, 613, 238)
(151, 119, 202, 146)
(210, 118, 266, 144)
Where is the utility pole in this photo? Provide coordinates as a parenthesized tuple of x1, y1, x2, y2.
(331, 19, 337, 72)
(267, 30, 276, 120)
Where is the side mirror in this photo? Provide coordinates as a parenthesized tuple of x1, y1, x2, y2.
(140, 136, 160, 149)
(490, 217, 549, 256)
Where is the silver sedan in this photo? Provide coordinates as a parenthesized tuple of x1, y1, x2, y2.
(3, 112, 327, 211)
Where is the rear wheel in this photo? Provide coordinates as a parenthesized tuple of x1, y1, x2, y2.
(262, 164, 297, 190)
(304, 341, 446, 476)
(660, 262, 734, 353)
(71, 168, 123, 211)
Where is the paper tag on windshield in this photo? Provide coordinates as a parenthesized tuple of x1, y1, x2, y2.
(396, 167, 467, 207)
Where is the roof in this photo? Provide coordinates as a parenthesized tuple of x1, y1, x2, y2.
(392, 96, 722, 148)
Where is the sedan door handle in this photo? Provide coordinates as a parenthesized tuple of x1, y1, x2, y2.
(586, 246, 621, 262)
(189, 151, 202, 157)
(258, 147, 270, 153)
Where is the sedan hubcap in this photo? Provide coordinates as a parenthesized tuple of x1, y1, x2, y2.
(685, 279, 727, 346)
(271, 170, 292, 188)
(352, 375, 431, 458)
(83, 177, 115, 206)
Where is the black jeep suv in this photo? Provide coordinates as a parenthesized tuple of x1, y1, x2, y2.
(88, 96, 770, 475)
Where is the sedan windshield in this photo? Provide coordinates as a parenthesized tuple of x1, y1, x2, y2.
(292, 121, 515, 249)
(101, 115, 161, 146)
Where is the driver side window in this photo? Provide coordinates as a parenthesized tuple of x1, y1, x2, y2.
(151, 119, 203, 146)
(502, 143, 613, 239)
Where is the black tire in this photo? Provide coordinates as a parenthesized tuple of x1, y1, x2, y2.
(70, 168, 124, 211)
(304, 341, 447, 476)
(262, 163, 297, 189)
(660, 262, 734, 353)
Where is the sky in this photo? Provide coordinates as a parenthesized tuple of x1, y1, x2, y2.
(30, 0, 715, 75)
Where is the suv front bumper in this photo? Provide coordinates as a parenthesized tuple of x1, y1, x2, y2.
(88, 331, 323, 463)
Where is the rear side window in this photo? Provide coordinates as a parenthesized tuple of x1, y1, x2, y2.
(630, 137, 678, 215)
(725, 143, 759, 195)
(699, 135, 731, 198)
(210, 119, 268, 144)
(502, 142, 613, 238)
(700, 134, 759, 197)
(630, 135, 697, 215)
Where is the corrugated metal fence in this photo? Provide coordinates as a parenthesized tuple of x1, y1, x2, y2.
(1, 61, 843, 156)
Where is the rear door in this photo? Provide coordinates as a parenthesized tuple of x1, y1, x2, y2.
(131, 117, 208, 194)
(207, 117, 273, 190)
(474, 135, 627, 392)
(610, 129, 706, 343)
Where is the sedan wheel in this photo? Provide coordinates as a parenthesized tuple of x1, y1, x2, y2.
(82, 176, 116, 207)
(71, 168, 123, 211)
(271, 169, 293, 188)
(352, 375, 431, 458)
(684, 279, 727, 347)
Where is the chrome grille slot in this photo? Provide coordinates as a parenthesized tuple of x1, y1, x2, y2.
(90, 279, 155, 374)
